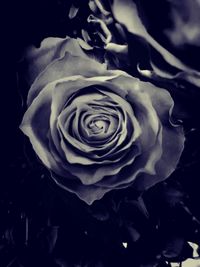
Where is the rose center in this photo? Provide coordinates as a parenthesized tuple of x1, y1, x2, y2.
(58, 87, 138, 150)
(94, 120, 105, 129)
(89, 117, 110, 134)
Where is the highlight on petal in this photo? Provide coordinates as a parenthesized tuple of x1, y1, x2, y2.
(151, 61, 200, 88)
(138, 60, 200, 89)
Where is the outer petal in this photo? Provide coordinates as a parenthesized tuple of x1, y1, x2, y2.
(93, 80, 185, 191)
(96, 125, 162, 189)
(51, 172, 112, 205)
(27, 52, 108, 106)
(132, 84, 185, 191)
(20, 81, 80, 178)
(20, 83, 60, 171)
(24, 37, 91, 85)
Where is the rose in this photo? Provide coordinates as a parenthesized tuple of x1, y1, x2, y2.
(20, 36, 184, 205)
(111, 0, 200, 87)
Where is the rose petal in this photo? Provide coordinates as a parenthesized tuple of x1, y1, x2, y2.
(96, 125, 162, 189)
(20, 84, 65, 172)
(49, 74, 136, 161)
(100, 75, 160, 151)
(133, 121, 185, 191)
(51, 172, 111, 205)
(27, 52, 107, 106)
(60, 143, 140, 186)
(25, 37, 91, 85)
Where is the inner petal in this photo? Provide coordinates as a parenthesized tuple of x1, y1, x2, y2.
(88, 116, 110, 135)
(56, 86, 141, 164)
(94, 118, 109, 131)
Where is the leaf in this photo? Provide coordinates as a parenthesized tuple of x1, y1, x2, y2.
(126, 224, 140, 242)
(6, 257, 17, 267)
(140, 262, 160, 267)
(87, 202, 110, 221)
(120, 197, 149, 220)
(162, 237, 184, 259)
(68, 5, 79, 19)
(162, 187, 184, 207)
(162, 237, 193, 261)
(36, 226, 59, 255)
(150, 182, 185, 208)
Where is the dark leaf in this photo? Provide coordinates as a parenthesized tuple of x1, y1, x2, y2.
(162, 237, 189, 261)
(87, 202, 110, 221)
(140, 261, 160, 267)
(120, 197, 149, 220)
(162, 186, 185, 207)
(126, 224, 140, 243)
(36, 226, 59, 255)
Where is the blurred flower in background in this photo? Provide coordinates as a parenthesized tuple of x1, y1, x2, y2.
(111, 0, 200, 87)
